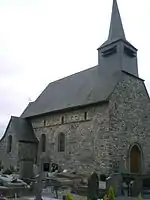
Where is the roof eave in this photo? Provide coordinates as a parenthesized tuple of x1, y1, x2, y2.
(97, 38, 137, 51)
(24, 100, 109, 119)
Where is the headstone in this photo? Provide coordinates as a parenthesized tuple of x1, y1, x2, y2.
(20, 160, 34, 179)
(87, 172, 99, 200)
(33, 164, 39, 177)
(131, 177, 142, 197)
(106, 173, 123, 196)
(35, 158, 43, 200)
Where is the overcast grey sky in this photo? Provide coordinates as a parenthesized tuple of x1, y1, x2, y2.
(0, 0, 150, 136)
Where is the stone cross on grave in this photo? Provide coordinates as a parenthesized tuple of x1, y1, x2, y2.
(35, 157, 44, 200)
(87, 172, 99, 200)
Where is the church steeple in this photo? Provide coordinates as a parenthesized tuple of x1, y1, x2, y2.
(98, 0, 139, 77)
(108, 0, 125, 41)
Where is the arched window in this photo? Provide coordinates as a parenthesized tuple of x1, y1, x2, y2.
(84, 112, 87, 120)
(58, 133, 65, 152)
(41, 134, 46, 152)
(7, 135, 12, 153)
(61, 116, 64, 124)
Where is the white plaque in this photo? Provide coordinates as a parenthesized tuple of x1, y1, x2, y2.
(99, 181, 106, 189)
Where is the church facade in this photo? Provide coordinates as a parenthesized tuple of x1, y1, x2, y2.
(1, 0, 150, 178)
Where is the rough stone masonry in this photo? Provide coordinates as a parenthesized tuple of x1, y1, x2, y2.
(0, 0, 150, 178)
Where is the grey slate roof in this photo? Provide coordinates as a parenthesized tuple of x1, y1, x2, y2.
(20, 0, 137, 118)
(21, 67, 123, 118)
(2, 116, 38, 143)
(11, 117, 38, 142)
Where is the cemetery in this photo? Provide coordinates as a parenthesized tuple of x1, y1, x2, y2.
(0, 160, 149, 200)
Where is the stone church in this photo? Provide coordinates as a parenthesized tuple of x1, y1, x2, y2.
(1, 0, 150, 178)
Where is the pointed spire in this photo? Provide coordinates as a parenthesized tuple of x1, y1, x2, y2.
(108, 0, 126, 41)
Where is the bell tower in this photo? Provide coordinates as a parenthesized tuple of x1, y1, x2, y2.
(98, 0, 138, 77)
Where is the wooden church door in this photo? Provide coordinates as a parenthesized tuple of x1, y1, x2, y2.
(130, 145, 141, 173)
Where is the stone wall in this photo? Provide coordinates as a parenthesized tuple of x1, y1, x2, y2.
(31, 103, 111, 174)
(109, 73, 150, 173)
(0, 120, 19, 170)
(2, 73, 150, 176)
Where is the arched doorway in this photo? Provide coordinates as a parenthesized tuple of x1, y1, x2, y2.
(130, 144, 142, 173)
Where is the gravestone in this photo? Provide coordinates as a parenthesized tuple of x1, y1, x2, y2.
(106, 173, 123, 196)
(20, 160, 34, 179)
(35, 157, 44, 200)
(87, 172, 99, 200)
(131, 177, 142, 197)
